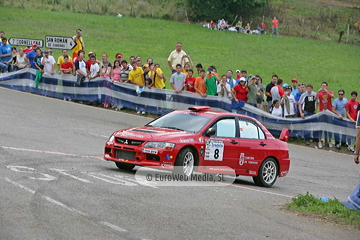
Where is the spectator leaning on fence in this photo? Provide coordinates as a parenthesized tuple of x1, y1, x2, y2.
(60, 55, 73, 75)
(75, 50, 87, 86)
(0, 38, 12, 73)
(194, 69, 207, 97)
(281, 86, 296, 118)
(354, 112, 360, 164)
(232, 77, 248, 103)
(266, 75, 278, 109)
(247, 76, 259, 107)
(170, 64, 186, 93)
(217, 75, 232, 99)
(41, 50, 55, 75)
(205, 67, 219, 96)
(226, 70, 236, 90)
(14, 48, 27, 71)
(57, 49, 72, 72)
(167, 42, 188, 74)
(345, 91, 359, 152)
(332, 89, 348, 150)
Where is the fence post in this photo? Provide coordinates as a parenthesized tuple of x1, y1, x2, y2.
(346, 24, 349, 43)
(301, 18, 304, 38)
(314, 26, 319, 39)
(352, 30, 355, 44)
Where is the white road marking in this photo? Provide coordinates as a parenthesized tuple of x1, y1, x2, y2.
(100, 222, 128, 232)
(87, 173, 138, 186)
(4, 177, 129, 234)
(49, 168, 93, 183)
(113, 175, 158, 189)
(89, 132, 109, 139)
(7, 166, 57, 181)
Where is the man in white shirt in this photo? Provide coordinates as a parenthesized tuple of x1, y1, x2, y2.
(41, 50, 55, 75)
(89, 55, 99, 80)
(281, 86, 296, 118)
(217, 75, 231, 99)
(167, 42, 188, 74)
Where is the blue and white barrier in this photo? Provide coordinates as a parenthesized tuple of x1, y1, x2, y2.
(0, 69, 357, 142)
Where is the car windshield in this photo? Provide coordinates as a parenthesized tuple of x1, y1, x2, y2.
(146, 112, 212, 133)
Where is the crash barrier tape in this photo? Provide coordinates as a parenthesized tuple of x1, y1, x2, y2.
(0, 69, 357, 143)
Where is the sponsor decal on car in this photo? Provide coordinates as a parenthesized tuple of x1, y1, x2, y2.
(205, 140, 224, 161)
(249, 170, 257, 175)
(247, 161, 258, 164)
(142, 148, 158, 154)
(118, 132, 144, 138)
(280, 171, 288, 177)
(164, 154, 173, 160)
(200, 146, 204, 157)
(198, 137, 203, 143)
(245, 157, 255, 160)
(179, 138, 194, 143)
(239, 153, 245, 165)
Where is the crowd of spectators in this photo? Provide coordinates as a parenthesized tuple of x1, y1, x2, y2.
(0, 31, 358, 151)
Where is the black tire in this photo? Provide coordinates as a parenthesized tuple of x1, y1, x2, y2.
(173, 147, 195, 177)
(115, 162, 135, 170)
(253, 158, 278, 187)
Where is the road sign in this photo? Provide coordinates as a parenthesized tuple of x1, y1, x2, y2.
(8, 38, 44, 48)
(45, 36, 77, 50)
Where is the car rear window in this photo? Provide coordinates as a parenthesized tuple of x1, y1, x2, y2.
(146, 112, 212, 133)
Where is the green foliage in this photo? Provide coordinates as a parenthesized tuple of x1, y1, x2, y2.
(286, 192, 360, 229)
(186, 0, 267, 21)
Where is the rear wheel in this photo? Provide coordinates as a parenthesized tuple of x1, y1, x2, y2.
(253, 158, 278, 187)
(115, 162, 135, 170)
(174, 147, 195, 177)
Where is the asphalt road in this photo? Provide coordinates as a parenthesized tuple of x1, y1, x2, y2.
(0, 87, 359, 240)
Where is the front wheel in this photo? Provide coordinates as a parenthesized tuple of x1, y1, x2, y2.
(115, 162, 135, 170)
(174, 147, 195, 177)
(253, 158, 278, 187)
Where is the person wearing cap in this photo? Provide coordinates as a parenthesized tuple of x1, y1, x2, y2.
(72, 29, 85, 59)
(266, 74, 278, 110)
(167, 42, 189, 74)
(270, 78, 284, 102)
(235, 70, 241, 81)
(25, 44, 40, 69)
(236, 70, 248, 84)
(247, 76, 260, 107)
(291, 78, 299, 96)
(231, 77, 248, 103)
(57, 49, 73, 72)
(115, 53, 123, 62)
(281, 86, 296, 118)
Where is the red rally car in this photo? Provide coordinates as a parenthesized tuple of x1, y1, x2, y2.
(104, 106, 290, 187)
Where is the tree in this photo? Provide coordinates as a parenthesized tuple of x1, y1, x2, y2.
(186, 0, 267, 22)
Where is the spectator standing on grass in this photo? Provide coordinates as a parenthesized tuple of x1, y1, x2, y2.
(270, 100, 282, 117)
(185, 69, 196, 93)
(259, 22, 266, 34)
(247, 76, 259, 107)
(0, 31, 7, 44)
(316, 82, 334, 148)
(217, 75, 232, 99)
(168, 42, 188, 74)
(298, 84, 318, 145)
(41, 50, 55, 75)
(170, 64, 186, 93)
(205, 67, 219, 96)
(295, 83, 306, 117)
(25, 44, 39, 69)
(57, 49, 72, 72)
(111, 60, 121, 83)
(88, 55, 99, 80)
(346, 91, 359, 152)
(14, 49, 27, 71)
(0, 38, 12, 72)
(128, 61, 145, 87)
(194, 69, 207, 97)
(60, 55, 73, 75)
(354, 112, 360, 164)
(281, 86, 296, 118)
(270, 79, 284, 102)
(266, 75, 278, 109)
(209, 20, 216, 30)
(232, 77, 248, 103)
(72, 29, 85, 59)
(195, 63, 203, 75)
(254, 75, 265, 109)
(271, 17, 279, 37)
(148, 63, 166, 89)
(226, 70, 236, 90)
(332, 89, 348, 150)
(100, 53, 112, 79)
(235, 70, 241, 81)
(75, 50, 87, 86)
(120, 60, 131, 83)
(291, 78, 299, 96)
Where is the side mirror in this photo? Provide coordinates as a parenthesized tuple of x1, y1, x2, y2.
(279, 128, 289, 142)
(205, 127, 216, 137)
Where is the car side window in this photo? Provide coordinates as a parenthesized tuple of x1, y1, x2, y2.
(238, 119, 265, 140)
(212, 118, 236, 138)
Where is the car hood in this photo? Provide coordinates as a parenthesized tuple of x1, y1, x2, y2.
(114, 126, 196, 142)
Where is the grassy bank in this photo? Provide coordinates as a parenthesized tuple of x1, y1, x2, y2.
(1, 6, 359, 96)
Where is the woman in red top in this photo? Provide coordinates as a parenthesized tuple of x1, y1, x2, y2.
(231, 77, 248, 102)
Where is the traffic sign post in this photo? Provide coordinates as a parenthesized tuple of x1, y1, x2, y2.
(45, 36, 77, 50)
(8, 38, 44, 48)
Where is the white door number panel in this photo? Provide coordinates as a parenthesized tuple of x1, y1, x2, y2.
(205, 140, 224, 161)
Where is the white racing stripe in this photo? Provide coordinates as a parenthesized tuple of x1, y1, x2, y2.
(4, 177, 130, 235)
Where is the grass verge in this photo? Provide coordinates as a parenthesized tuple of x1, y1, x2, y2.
(285, 192, 360, 230)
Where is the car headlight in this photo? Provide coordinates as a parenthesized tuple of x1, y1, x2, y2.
(144, 142, 175, 150)
(108, 135, 115, 143)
